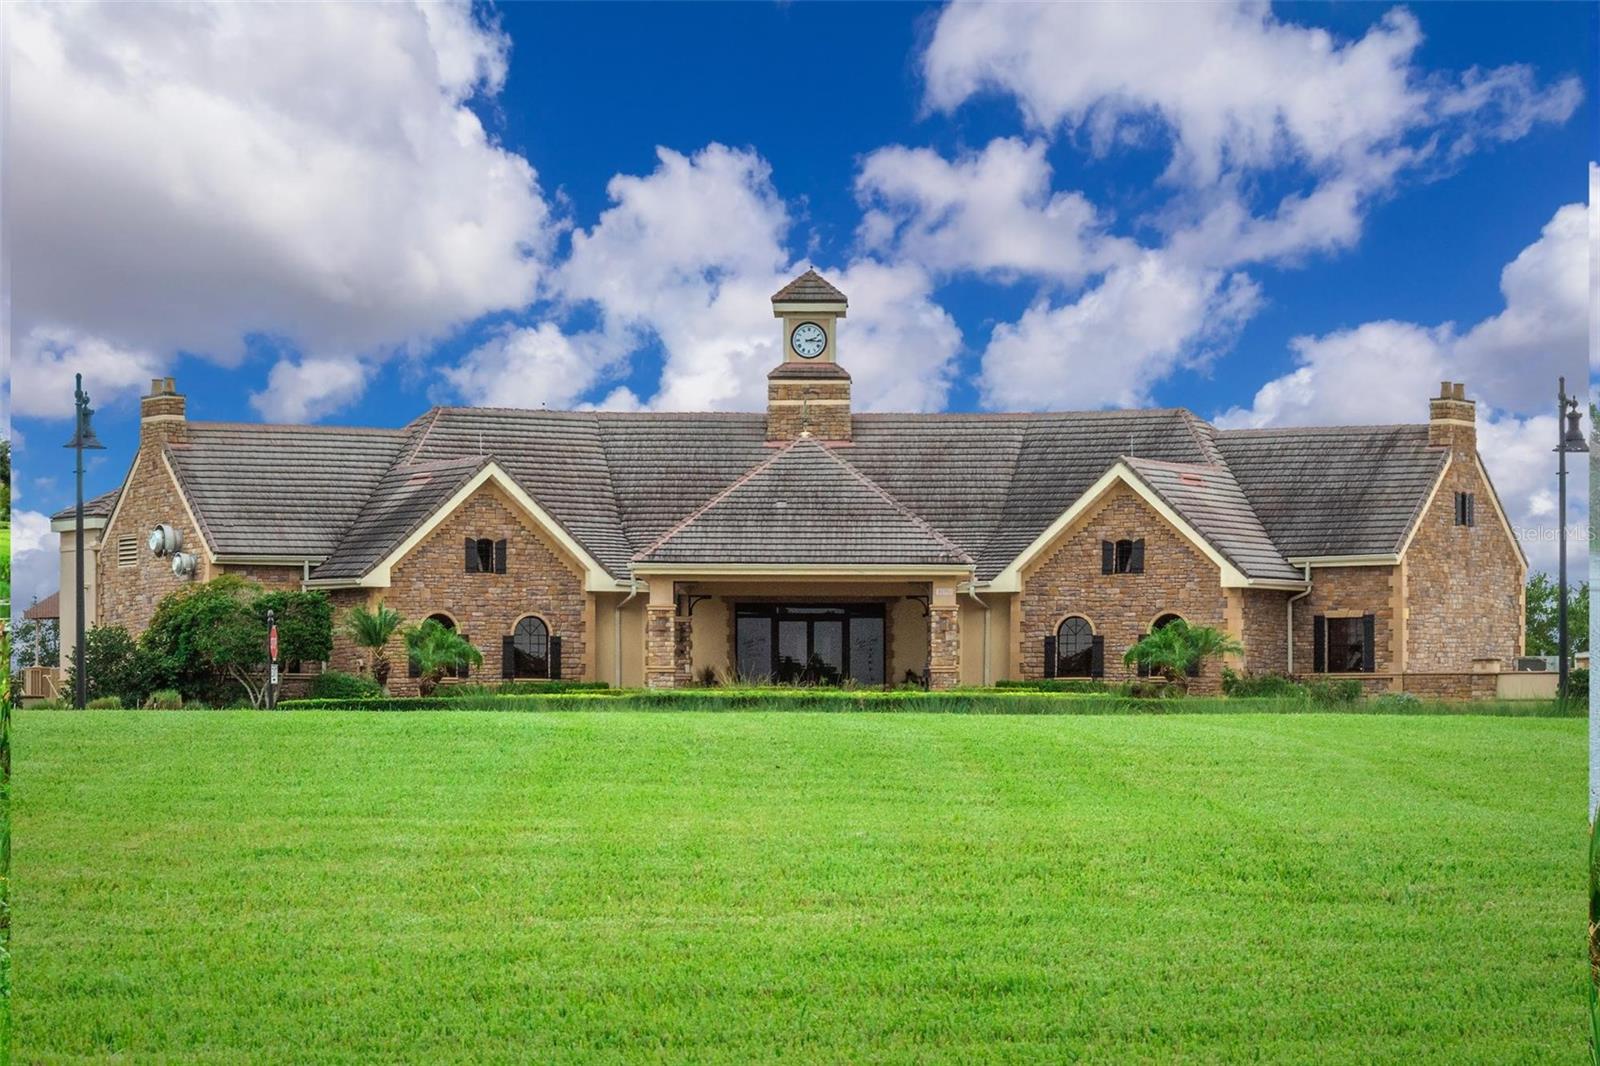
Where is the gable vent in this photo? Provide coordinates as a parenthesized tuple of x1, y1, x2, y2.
(117, 535, 138, 568)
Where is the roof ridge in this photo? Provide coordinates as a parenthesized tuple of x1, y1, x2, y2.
(630, 438, 805, 561)
(1215, 422, 1428, 436)
(810, 439, 974, 563)
(185, 420, 406, 435)
(403, 407, 445, 465)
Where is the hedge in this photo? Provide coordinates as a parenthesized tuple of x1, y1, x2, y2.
(273, 689, 1578, 717)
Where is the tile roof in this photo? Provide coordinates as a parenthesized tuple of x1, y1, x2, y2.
(1212, 425, 1446, 557)
(770, 268, 848, 304)
(111, 406, 1453, 587)
(1122, 457, 1302, 581)
(50, 489, 119, 522)
(23, 591, 60, 620)
(635, 436, 972, 567)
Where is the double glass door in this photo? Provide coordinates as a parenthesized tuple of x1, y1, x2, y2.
(735, 604, 885, 686)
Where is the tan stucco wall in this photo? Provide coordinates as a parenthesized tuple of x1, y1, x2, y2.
(594, 590, 647, 689)
(959, 592, 1011, 686)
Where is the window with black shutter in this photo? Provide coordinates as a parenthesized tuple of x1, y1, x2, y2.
(466, 537, 506, 573)
(1454, 492, 1475, 527)
(511, 615, 551, 678)
(1318, 615, 1375, 673)
(1104, 538, 1144, 574)
(1055, 616, 1095, 677)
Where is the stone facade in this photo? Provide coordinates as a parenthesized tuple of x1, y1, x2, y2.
(928, 604, 961, 690)
(97, 447, 212, 638)
(645, 602, 676, 689)
(1238, 588, 1291, 677)
(1018, 483, 1227, 689)
(1404, 454, 1524, 672)
(1290, 564, 1397, 676)
(347, 480, 589, 695)
(766, 377, 851, 441)
(219, 563, 305, 592)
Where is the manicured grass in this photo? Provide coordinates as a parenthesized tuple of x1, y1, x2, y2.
(14, 710, 1584, 1063)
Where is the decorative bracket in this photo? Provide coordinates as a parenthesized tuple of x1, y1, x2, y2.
(907, 594, 930, 618)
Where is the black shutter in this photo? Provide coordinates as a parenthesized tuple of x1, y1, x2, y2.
(494, 539, 507, 574)
(457, 635, 471, 679)
(1361, 614, 1376, 673)
(549, 636, 562, 680)
(1090, 636, 1105, 678)
(502, 636, 516, 679)
(1312, 615, 1326, 673)
(1129, 539, 1145, 574)
(1101, 540, 1114, 574)
(465, 537, 479, 573)
(1043, 636, 1057, 679)
(1467, 495, 1475, 527)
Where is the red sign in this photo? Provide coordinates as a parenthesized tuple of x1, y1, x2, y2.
(269, 625, 279, 662)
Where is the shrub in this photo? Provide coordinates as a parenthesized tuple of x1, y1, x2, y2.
(1371, 692, 1420, 709)
(1306, 679, 1364, 705)
(1564, 667, 1589, 702)
(63, 625, 162, 708)
(995, 679, 1111, 694)
(309, 671, 383, 700)
(490, 680, 613, 696)
(32, 699, 66, 710)
(1220, 669, 1306, 699)
(1123, 621, 1242, 694)
(143, 689, 184, 710)
(1118, 679, 1177, 699)
(85, 696, 124, 709)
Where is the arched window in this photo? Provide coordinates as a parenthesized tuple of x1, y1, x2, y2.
(1056, 616, 1095, 677)
(513, 616, 550, 678)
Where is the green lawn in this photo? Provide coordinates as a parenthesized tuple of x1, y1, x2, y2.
(13, 710, 1585, 1063)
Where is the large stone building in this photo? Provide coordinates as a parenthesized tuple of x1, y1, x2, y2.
(54, 270, 1526, 696)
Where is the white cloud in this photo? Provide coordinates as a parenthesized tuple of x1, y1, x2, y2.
(922, 3, 1577, 189)
(446, 144, 963, 414)
(249, 357, 373, 423)
(1215, 200, 1590, 573)
(978, 254, 1260, 411)
(10, 0, 555, 417)
(855, 138, 1132, 284)
(12, 327, 168, 420)
(11, 510, 59, 623)
(444, 324, 616, 410)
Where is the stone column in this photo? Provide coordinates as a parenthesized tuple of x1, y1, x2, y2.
(645, 580, 678, 689)
(928, 580, 962, 690)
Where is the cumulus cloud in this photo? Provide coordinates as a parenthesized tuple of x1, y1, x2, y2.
(922, 3, 1577, 189)
(979, 255, 1261, 411)
(12, 327, 168, 420)
(1215, 200, 1589, 573)
(11, 510, 59, 623)
(855, 138, 1133, 285)
(445, 143, 964, 413)
(10, 0, 555, 416)
(249, 357, 373, 423)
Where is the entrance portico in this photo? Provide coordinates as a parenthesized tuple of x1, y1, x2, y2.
(636, 574, 965, 689)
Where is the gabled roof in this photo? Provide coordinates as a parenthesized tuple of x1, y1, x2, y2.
(312, 456, 493, 579)
(771, 268, 847, 304)
(1122, 457, 1301, 581)
(1213, 425, 1446, 558)
(50, 489, 118, 522)
(634, 436, 972, 568)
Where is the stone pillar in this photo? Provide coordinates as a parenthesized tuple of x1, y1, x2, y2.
(645, 580, 678, 689)
(928, 580, 961, 690)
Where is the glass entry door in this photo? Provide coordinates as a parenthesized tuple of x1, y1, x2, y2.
(736, 604, 885, 686)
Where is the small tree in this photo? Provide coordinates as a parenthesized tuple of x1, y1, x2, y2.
(12, 615, 60, 670)
(404, 618, 482, 697)
(1525, 572, 1589, 658)
(1123, 620, 1242, 695)
(64, 624, 160, 706)
(344, 603, 404, 689)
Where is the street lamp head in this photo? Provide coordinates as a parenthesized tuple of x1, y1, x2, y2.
(1562, 399, 1589, 453)
(63, 382, 106, 451)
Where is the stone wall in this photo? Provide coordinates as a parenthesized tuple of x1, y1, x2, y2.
(1404, 454, 1524, 672)
(98, 448, 213, 638)
(766, 378, 850, 441)
(1291, 565, 1397, 676)
(928, 604, 960, 690)
(219, 563, 305, 592)
(365, 481, 589, 695)
(1239, 588, 1291, 677)
(1017, 483, 1227, 689)
(645, 603, 676, 689)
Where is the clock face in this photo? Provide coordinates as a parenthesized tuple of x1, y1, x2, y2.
(791, 321, 827, 358)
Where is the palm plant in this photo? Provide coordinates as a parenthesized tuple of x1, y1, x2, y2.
(404, 618, 482, 697)
(1123, 620, 1242, 695)
(345, 603, 404, 690)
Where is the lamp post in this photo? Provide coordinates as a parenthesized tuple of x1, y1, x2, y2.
(1556, 376, 1587, 707)
(63, 373, 104, 709)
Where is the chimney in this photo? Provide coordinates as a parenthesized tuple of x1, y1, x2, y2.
(1428, 380, 1475, 452)
(140, 376, 186, 448)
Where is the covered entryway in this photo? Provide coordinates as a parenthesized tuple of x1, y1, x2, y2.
(734, 603, 886, 686)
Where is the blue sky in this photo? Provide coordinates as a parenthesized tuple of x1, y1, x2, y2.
(8, 1, 1595, 607)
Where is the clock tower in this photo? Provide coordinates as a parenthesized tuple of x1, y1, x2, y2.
(768, 268, 851, 441)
